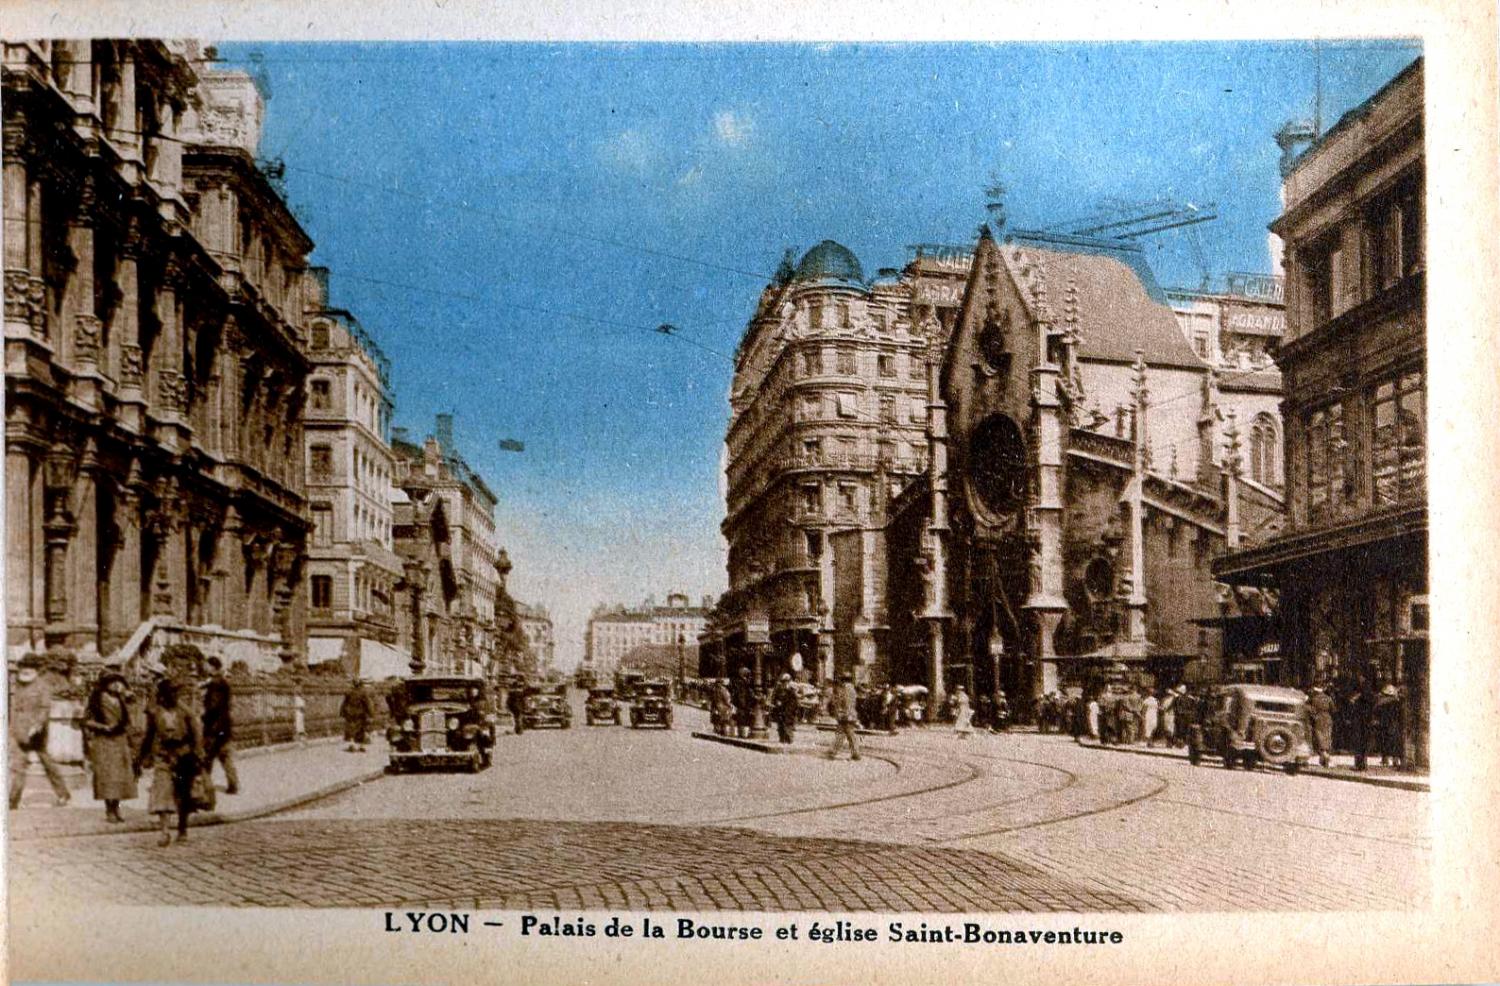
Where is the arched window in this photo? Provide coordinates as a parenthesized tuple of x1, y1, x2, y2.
(1250, 413, 1278, 486)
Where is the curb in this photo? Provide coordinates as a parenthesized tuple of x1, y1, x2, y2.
(690, 731, 793, 754)
(10, 766, 390, 842)
(1074, 740, 1430, 793)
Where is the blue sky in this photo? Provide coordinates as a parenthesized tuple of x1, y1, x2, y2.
(219, 41, 1419, 667)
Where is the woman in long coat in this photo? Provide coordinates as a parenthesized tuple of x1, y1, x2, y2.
(952, 686, 973, 739)
(136, 678, 204, 847)
(83, 671, 136, 823)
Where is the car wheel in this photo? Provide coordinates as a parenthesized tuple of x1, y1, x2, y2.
(1187, 745, 1201, 766)
(1221, 752, 1236, 769)
(1283, 762, 1301, 776)
(1256, 726, 1297, 762)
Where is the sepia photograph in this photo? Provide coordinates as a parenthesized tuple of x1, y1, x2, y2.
(3, 3, 1497, 984)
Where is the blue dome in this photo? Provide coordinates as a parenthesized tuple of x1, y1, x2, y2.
(794, 240, 864, 284)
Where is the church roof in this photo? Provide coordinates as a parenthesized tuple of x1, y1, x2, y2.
(1013, 242, 1207, 370)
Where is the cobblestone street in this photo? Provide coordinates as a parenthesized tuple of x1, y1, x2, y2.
(10, 698, 1429, 912)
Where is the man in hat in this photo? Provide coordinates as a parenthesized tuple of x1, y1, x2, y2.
(9, 654, 70, 808)
(731, 667, 755, 739)
(339, 678, 376, 752)
(771, 673, 799, 744)
(826, 673, 861, 761)
(201, 657, 239, 795)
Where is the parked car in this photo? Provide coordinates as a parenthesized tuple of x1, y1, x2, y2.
(522, 683, 572, 729)
(386, 676, 496, 773)
(896, 684, 929, 725)
(629, 679, 673, 729)
(1188, 683, 1312, 774)
(585, 687, 621, 725)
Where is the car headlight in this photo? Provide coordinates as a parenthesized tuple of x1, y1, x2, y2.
(403, 719, 416, 731)
(446, 716, 460, 730)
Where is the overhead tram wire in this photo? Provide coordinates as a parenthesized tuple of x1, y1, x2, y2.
(333, 269, 738, 363)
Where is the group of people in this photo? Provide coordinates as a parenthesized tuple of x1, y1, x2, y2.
(8, 652, 240, 847)
(707, 668, 805, 744)
(1070, 685, 1193, 748)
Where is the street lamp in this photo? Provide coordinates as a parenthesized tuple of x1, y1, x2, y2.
(676, 633, 685, 691)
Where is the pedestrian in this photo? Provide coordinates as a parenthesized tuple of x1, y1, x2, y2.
(201, 658, 239, 795)
(1349, 682, 1374, 771)
(292, 687, 308, 743)
(1086, 694, 1100, 741)
(1305, 684, 1335, 768)
(1375, 683, 1403, 768)
(136, 678, 205, 847)
(992, 690, 1010, 733)
(8, 654, 70, 809)
(1123, 688, 1144, 744)
(1068, 694, 1086, 743)
(772, 674, 798, 744)
(1143, 691, 1160, 748)
(507, 680, 526, 735)
(826, 673, 861, 761)
(83, 671, 136, 823)
(339, 678, 375, 751)
(1158, 687, 1177, 748)
(712, 678, 733, 736)
(952, 686, 973, 739)
(1173, 685, 1194, 747)
(881, 684, 899, 734)
(731, 668, 755, 739)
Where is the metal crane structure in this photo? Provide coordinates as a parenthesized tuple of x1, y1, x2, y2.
(1047, 197, 1221, 291)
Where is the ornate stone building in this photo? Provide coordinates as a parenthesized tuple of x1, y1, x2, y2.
(1214, 59, 1426, 765)
(5, 41, 315, 671)
(705, 242, 953, 685)
(880, 229, 1284, 711)
(390, 415, 506, 677)
(302, 272, 404, 677)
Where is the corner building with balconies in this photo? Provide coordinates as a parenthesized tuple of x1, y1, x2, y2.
(5, 41, 315, 671)
(708, 241, 946, 684)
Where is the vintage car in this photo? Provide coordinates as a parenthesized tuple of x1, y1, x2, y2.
(386, 676, 496, 773)
(522, 683, 572, 729)
(628, 679, 673, 729)
(1187, 683, 1312, 774)
(614, 668, 646, 702)
(584, 687, 621, 725)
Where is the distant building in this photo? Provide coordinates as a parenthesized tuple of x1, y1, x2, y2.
(516, 602, 555, 673)
(1166, 276, 1287, 488)
(586, 592, 710, 673)
(1215, 59, 1427, 766)
(390, 415, 508, 677)
(302, 273, 404, 677)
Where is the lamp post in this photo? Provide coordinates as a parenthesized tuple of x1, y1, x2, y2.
(676, 632, 685, 690)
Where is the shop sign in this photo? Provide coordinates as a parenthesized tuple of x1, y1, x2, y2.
(1225, 272, 1285, 303)
(913, 279, 964, 308)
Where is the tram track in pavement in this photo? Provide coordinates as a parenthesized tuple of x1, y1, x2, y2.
(714, 745, 983, 822)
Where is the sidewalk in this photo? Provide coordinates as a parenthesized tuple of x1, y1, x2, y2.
(1069, 736, 1429, 792)
(8, 737, 390, 841)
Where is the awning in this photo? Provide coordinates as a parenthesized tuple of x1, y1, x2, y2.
(359, 639, 412, 680)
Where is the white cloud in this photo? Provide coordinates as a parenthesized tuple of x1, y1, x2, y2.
(599, 127, 658, 173)
(712, 109, 754, 147)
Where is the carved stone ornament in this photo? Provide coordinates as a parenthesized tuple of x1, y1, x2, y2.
(157, 369, 186, 412)
(74, 313, 102, 361)
(121, 344, 144, 387)
(4, 269, 31, 322)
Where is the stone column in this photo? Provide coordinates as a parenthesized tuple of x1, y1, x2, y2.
(107, 470, 144, 652)
(147, 480, 186, 620)
(42, 448, 77, 632)
(405, 560, 427, 674)
(64, 441, 102, 660)
(6, 441, 40, 655)
(749, 642, 769, 740)
(152, 258, 187, 448)
(215, 506, 243, 629)
(4, 125, 33, 344)
(113, 220, 146, 433)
